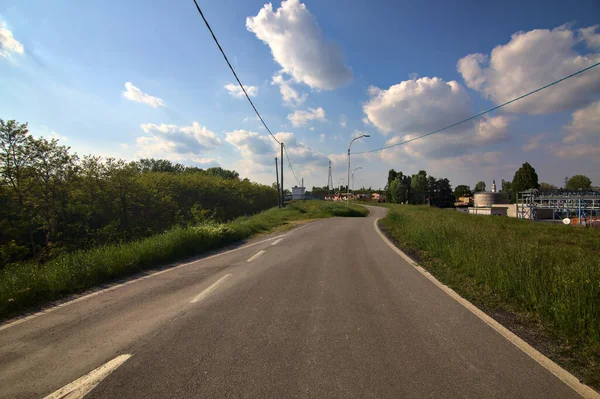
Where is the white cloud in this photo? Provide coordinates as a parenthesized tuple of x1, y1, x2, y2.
(457, 25, 600, 114)
(363, 77, 471, 135)
(123, 82, 166, 108)
(287, 107, 326, 127)
(563, 100, 600, 143)
(521, 133, 547, 152)
(225, 129, 328, 185)
(50, 131, 68, 142)
(137, 122, 221, 163)
(319, 133, 326, 142)
(0, 22, 24, 59)
(552, 145, 600, 159)
(340, 114, 347, 128)
(552, 100, 600, 159)
(381, 115, 511, 161)
(224, 83, 258, 98)
(246, 0, 352, 90)
(272, 72, 307, 106)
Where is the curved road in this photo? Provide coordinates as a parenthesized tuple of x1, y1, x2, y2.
(0, 206, 586, 398)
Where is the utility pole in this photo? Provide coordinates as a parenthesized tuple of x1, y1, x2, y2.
(327, 160, 334, 198)
(281, 143, 284, 207)
(275, 157, 281, 208)
(347, 135, 370, 206)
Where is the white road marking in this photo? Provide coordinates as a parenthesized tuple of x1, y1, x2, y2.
(43, 354, 131, 399)
(246, 250, 266, 263)
(372, 217, 599, 399)
(0, 233, 293, 332)
(271, 238, 283, 246)
(190, 274, 232, 303)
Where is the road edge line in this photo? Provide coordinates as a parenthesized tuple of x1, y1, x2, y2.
(1, 221, 318, 332)
(373, 217, 599, 399)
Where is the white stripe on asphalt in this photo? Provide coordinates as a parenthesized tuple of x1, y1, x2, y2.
(271, 238, 283, 246)
(43, 354, 131, 399)
(246, 250, 266, 263)
(372, 216, 599, 399)
(190, 274, 232, 304)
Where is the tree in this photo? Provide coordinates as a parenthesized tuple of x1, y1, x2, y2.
(453, 185, 472, 198)
(474, 181, 486, 193)
(539, 182, 558, 192)
(512, 162, 539, 198)
(410, 170, 428, 204)
(501, 179, 515, 203)
(566, 175, 592, 190)
(204, 167, 239, 180)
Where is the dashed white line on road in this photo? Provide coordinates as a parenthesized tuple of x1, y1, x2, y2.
(190, 274, 232, 304)
(43, 354, 131, 399)
(271, 238, 283, 246)
(247, 250, 266, 263)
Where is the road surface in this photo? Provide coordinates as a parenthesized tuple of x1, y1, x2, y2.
(0, 206, 588, 398)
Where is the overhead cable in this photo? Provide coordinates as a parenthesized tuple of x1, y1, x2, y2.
(355, 61, 600, 155)
(191, 0, 281, 145)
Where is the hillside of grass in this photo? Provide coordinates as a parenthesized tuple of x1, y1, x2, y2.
(0, 201, 367, 321)
(378, 204, 600, 387)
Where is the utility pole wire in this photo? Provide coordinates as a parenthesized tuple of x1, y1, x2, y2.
(355, 61, 600, 155)
(283, 144, 302, 186)
(191, 0, 280, 145)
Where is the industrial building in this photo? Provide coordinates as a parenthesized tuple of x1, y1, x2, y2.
(517, 189, 600, 225)
(468, 180, 509, 216)
(291, 186, 306, 200)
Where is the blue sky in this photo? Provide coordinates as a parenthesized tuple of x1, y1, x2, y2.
(1, 0, 599, 190)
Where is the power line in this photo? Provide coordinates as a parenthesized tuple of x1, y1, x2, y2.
(191, 0, 280, 145)
(283, 144, 302, 186)
(355, 61, 600, 155)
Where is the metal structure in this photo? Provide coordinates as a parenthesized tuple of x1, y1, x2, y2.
(474, 192, 509, 208)
(347, 135, 369, 206)
(517, 190, 600, 224)
(327, 160, 334, 197)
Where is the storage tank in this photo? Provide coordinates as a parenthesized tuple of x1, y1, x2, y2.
(474, 192, 509, 207)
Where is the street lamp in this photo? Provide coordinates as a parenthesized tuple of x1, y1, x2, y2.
(352, 166, 362, 191)
(347, 135, 370, 205)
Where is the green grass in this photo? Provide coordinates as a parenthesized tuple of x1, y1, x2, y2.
(0, 200, 367, 320)
(378, 204, 600, 386)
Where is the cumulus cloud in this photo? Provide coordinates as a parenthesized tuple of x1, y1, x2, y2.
(246, 0, 352, 90)
(226, 129, 328, 183)
(272, 72, 307, 106)
(137, 122, 221, 163)
(521, 133, 547, 152)
(123, 82, 166, 108)
(340, 114, 347, 128)
(287, 107, 326, 127)
(552, 100, 600, 159)
(457, 24, 600, 114)
(563, 100, 600, 143)
(0, 22, 24, 59)
(363, 77, 471, 135)
(224, 83, 258, 98)
(382, 115, 511, 161)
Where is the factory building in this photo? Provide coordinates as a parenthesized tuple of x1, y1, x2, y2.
(468, 180, 510, 216)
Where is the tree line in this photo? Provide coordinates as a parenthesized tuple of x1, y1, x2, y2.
(385, 169, 454, 208)
(0, 119, 277, 267)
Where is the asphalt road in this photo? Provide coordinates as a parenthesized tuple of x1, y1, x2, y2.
(0, 205, 586, 398)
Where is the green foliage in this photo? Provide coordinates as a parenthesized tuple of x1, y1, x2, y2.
(0, 201, 367, 319)
(410, 170, 428, 204)
(539, 182, 558, 192)
(501, 179, 515, 203)
(453, 185, 472, 198)
(566, 174, 592, 190)
(380, 205, 600, 355)
(474, 180, 486, 193)
(0, 119, 277, 268)
(511, 162, 539, 195)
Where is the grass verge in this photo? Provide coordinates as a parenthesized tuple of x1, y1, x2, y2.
(377, 204, 600, 389)
(0, 201, 367, 321)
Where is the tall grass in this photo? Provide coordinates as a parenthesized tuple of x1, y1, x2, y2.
(379, 205, 600, 348)
(0, 201, 367, 320)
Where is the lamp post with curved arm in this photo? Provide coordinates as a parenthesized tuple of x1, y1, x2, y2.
(347, 135, 370, 206)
